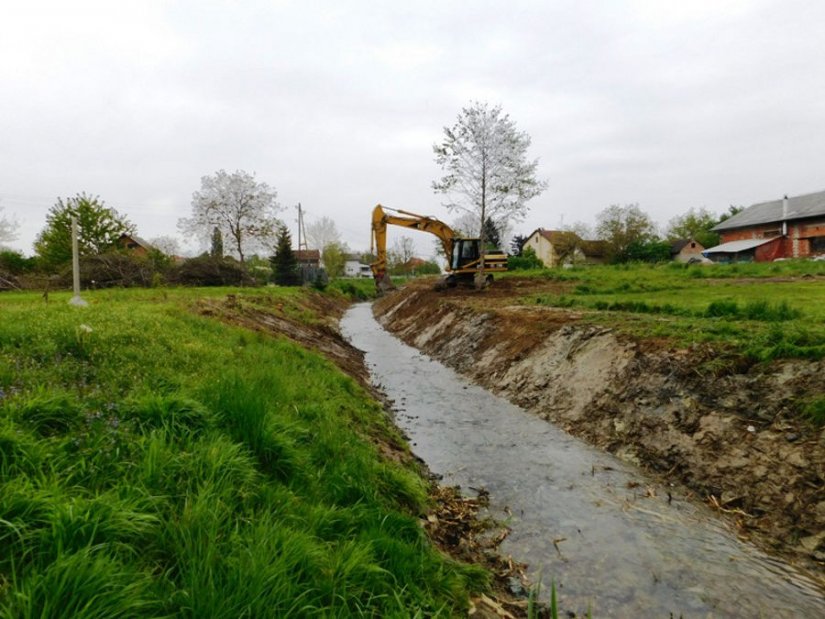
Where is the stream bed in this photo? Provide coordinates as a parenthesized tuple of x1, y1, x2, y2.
(341, 303, 825, 617)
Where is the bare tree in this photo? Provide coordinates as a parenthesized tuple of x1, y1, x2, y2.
(306, 216, 341, 251)
(149, 235, 182, 257)
(388, 236, 416, 270)
(178, 169, 280, 264)
(0, 205, 18, 247)
(564, 221, 594, 240)
(433, 101, 547, 277)
(450, 212, 481, 237)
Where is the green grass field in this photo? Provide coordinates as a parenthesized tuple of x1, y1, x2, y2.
(0, 286, 486, 617)
(508, 260, 825, 362)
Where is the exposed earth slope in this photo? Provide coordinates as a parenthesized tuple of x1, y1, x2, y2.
(374, 277, 825, 577)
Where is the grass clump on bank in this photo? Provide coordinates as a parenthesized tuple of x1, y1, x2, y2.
(0, 288, 485, 617)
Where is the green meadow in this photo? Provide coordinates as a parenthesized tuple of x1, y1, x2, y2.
(0, 287, 486, 617)
(509, 260, 825, 362)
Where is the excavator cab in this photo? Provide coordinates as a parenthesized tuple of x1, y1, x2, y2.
(450, 239, 480, 270)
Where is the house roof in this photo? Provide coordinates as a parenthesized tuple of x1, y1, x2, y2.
(670, 238, 705, 254)
(578, 239, 608, 258)
(119, 233, 154, 251)
(713, 189, 825, 232)
(702, 237, 778, 255)
(529, 228, 577, 245)
(670, 239, 691, 254)
(294, 249, 320, 262)
(527, 228, 607, 258)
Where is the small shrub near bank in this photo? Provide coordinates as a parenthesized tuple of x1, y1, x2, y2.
(508, 247, 544, 270)
(330, 278, 376, 301)
(705, 299, 802, 321)
(800, 397, 825, 427)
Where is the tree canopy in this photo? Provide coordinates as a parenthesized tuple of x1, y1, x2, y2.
(179, 170, 280, 264)
(34, 193, 134, 270)
(666, 207, 720, 248)
(432, 102, 546, 262)
(595, 203, 657, 262)
(321, 242, 347, 279)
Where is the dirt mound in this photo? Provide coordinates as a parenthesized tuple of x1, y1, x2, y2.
(375, 279, 825, 578)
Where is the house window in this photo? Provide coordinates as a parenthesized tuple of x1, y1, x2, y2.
(811, 237, 825, 253)
(763, 229, 781, 238)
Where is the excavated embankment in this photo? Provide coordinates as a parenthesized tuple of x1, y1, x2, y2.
(374, 279, 825, 577)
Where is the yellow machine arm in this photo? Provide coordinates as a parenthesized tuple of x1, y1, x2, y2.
(370, 204, 456, 289)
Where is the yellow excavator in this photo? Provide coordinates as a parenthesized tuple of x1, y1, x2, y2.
(370, 204, 508, 292)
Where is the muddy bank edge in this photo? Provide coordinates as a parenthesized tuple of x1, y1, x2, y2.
(374, 281, 825, 578)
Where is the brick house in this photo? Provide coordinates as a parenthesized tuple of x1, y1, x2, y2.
(523, 228, 607, 267)
(705, 190, 825, 262)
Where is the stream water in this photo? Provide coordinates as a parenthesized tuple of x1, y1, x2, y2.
(341, 303, 825, 618)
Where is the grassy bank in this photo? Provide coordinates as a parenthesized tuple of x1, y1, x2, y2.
(0, 287, 486, 617)
(509, 261, 825, 362)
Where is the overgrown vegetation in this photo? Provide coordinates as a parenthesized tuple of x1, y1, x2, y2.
(0, 288, 483, 616)
(509, 260, 825, 361)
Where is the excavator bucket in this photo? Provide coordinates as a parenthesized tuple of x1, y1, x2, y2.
(374, 272, 397, 294)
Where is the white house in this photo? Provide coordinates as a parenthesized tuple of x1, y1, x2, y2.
(344, 254, 372, 278)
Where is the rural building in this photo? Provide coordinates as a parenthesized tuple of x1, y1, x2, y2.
(118, 234, 154, 257)
(344, 254, 372, 278)
(294, 249, 321, 268)
(705, 189, 825, 262)
(670, 239, 706, 262)
(523, 228, 607, 267)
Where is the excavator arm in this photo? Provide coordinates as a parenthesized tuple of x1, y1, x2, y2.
(371, 204, 456, 291)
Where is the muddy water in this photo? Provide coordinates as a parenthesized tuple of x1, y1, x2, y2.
(341, 303, 825, 618)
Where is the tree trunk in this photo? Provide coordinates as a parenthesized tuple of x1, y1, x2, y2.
(476, 159, 487, 290)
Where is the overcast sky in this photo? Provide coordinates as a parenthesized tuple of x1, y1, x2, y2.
(2, 0, 825, 256)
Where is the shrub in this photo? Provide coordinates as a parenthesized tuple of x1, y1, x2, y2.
(507, 246, 544, 270)
(0, 250, 37, 274)
(79, 253, 156, 288)
(704, 299, 802, 321)
(168, 255, 252, 287)
(705, 300, 740, 318)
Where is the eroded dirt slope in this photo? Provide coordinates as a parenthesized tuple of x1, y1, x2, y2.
(375, 278, 825, 576)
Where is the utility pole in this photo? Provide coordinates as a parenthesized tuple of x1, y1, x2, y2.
(68, 216, 87, 306)
(296, 203, 308, 251)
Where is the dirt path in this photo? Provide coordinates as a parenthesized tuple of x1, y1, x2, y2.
(374, 278, 825, 580)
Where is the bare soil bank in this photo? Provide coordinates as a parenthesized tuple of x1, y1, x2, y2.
(374, 278, 825, 578)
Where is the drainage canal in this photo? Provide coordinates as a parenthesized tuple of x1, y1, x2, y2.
(342, 303, 825, 617)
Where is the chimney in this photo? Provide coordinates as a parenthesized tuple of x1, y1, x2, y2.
(782, 195, 788, 236)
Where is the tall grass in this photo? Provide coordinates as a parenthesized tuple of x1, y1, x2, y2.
(0, 288, 485, 616)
